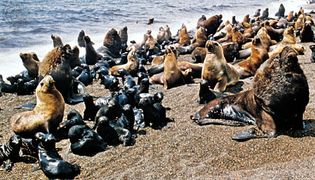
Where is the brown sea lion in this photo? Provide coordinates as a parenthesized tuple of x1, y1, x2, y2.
(84, 36, 102, 65)
(178, 24, 190, 46)
(119, 26, 128, 46)
(281, 26, 296, 44)
(39, 45, 83, 104)
(157, 26, 167, 44)
(19, 52, 40, 78)
(51, 34, 63, 48)
(151, 55, 165, 66)
(149, 47, 186, 89)
(234, 36, 269, 78)
(263, 21, 284, 42)
(294, 14, 304, 30)
(287, 11, 294, 22)
(10, 75, 65, 138)
(242, 14, 251, 28)
(199, 14, 223, 36)
(201, 41, 239, 92)
(109, 46, 139, 76)
(192, 46, 309, 141)
(103, 28, 122, 58)
(191, 47, 207, 63)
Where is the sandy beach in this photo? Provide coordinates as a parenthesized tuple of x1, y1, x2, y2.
(0, 4, 315, 180)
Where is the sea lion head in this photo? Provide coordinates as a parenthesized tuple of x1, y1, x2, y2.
(51, 34, 63, 47)
(84, 36, 92, 44)
(284, 26, 295, 36)
(19, 52, 39, 62)
(36, 75, 57, 93)
(205, 40, 222, 55)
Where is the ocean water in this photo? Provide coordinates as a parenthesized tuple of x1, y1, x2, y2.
(0, 0, 308, 78)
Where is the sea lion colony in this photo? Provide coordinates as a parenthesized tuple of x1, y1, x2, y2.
(0, 4, 314, 178)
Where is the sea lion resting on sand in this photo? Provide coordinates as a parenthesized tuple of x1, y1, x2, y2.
(10, 75, 65, 138)
(149, 47, 190, 89)
(201, 40, 239, 92)
(109, 46, 139, 76)
(234, 36, 269, 78)
(192, 46, 309, 141)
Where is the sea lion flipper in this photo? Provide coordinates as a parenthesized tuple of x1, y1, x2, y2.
(231, 127, 258, 141)
(15, 102, 36, 110)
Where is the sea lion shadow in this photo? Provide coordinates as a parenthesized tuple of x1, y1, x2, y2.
(286, 119, 315, 138)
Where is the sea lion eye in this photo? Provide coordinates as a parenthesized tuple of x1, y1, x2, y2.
(40, 82, 44, 86)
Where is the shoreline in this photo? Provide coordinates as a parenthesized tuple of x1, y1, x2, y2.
(0, 1, 314, 179)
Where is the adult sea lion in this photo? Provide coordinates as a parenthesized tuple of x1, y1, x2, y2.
(192, 46, 309, 141)
(51, 34, 63, 48)
(19, 52, 40, 78)
(10, 75, 65, 138)
(103, 28, 122, 58)
(201, 40, 239, 92)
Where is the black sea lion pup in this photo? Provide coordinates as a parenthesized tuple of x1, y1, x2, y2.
(55, 109, 85, 140)
(51, 34, 63, 47)
(309, 44, 315, 63)
(35, 132, 81, 179)
(68, 124, 107, 156)
(95, 116, 120, 146)
(10, 75, 65, 138)
(192, 46, 309, 141)
(199, 79, 216, 104)
(99, 74, 119, 91)
(19, 52, 40, 78)
(83, 94, 100, 121)
(0, 134, 22, 171)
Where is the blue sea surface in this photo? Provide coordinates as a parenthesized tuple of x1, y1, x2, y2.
(0, 0, 307, 78)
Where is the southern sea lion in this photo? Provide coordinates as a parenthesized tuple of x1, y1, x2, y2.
(119, 26, 128, 47)
(192, 46, 309, 141)
(51, 34, 63, 48)
(10, 75, 65, 138)
(103, 28, 122, 58)
(235, 36, 269, 78)
(35, 132, 81, 179)
(19, 52, 40, 78)
(199, 14, 223, 36)
(300, 21, 314, 42)
(109, 46, 139, 76)
(149, 47, 186, 89)
(260, 8, 269, 20)
(275, 4, 285, 18)
(201, 40, 239, 92)
(77, 30, 86, 47)
(84, 36, 102, 65)
(254, 9, 261, 17)
(178, 24, 190, 46)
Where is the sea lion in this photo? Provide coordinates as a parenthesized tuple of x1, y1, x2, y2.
(157, 26, 167, 44)
(178, 24, 190, 46)
(254, 9, 261, 17)
(190, 26, 207, 50)
(287, 11, 294, 22)
(119, 26, 128, 47)
(51, 34, 63, 48)
(201, 40, 239, 92)
(77, 30, 86, 47)
(68, 45, 81, 68)
(10, 75, 65, 138)
(192, 46, 309, 141)
(300, 21, 314, 42)
(19, 52, 40, 78)
(151, 55, 165, 66)
(103, 28, 122, 58)
(234, 36, 269, 78)
(149, 47, 186, 89)
(242, 14, 251, 28)
(281, 26, 297, 44)
(260, 8, 269, 20)
(198, 79, 216, 104)
(294, 14, 304, 30)
(199, 14, 223, 36)
(39, 44, 83, 103)
(84, 36, 103, 65)
(109, 46, 139, 76)
(35, 132, 81, 179)
(275, 4, 285, 18)
(197, 15, 207, 28)
(191, 47, 207, 63)
(0, 134, 22, 171)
